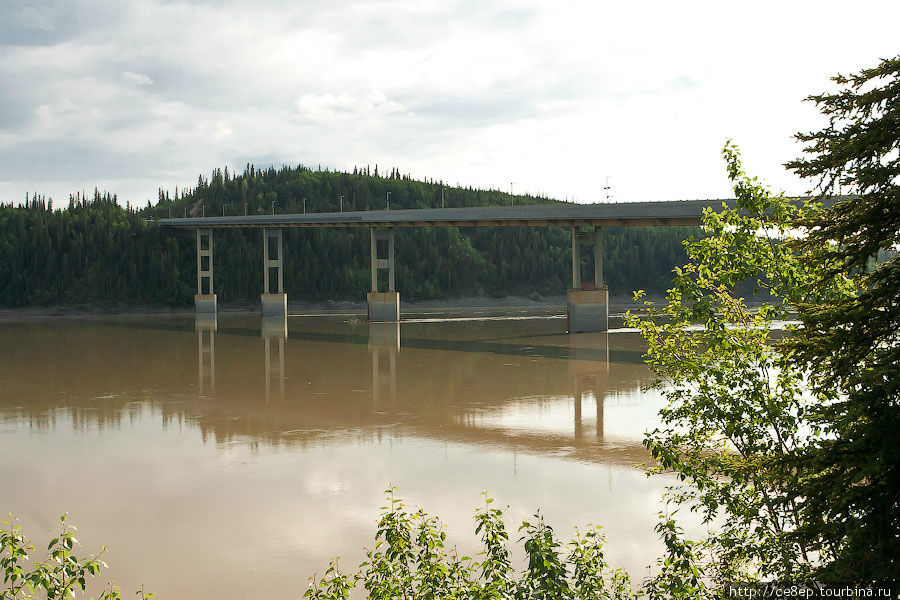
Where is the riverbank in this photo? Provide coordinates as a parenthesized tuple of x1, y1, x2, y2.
(0, 293, 660, 322)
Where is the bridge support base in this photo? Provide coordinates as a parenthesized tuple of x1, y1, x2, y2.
(195, 293, 217, 314)
(261, 293, 287, 317)
(567, 288, 608, 333)
(368, 291, 400, 322)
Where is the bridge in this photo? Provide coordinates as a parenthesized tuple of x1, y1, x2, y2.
(158, 199, 734, 332)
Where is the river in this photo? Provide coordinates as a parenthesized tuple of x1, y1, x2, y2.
(0, 311, 684, 598)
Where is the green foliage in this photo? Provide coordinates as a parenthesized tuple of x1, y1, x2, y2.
(1, 514, 152, 600)
(0, 168, 699, 307)
(305, 488, 641, 600)
(623, 56, 900, 586)
(625, 142, 851, 585)
(567, 526, 632, 600)
(473, 493, 514, 598)
(644, 517, 705, 600)
(0, 191, 192, 306)
(784, 55, 900, 581)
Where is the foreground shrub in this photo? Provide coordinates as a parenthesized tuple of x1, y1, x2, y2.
(1, 514, 152, 600)
(305, 488, 707, 600)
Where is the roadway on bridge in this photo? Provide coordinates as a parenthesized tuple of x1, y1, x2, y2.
(157, 199, 737, 229)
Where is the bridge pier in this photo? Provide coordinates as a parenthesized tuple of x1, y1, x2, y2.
(567, 226, 608, 333)
(368, 227, 399, 322)
(261, 228, 287, 317)
(194, 228, 217, 313)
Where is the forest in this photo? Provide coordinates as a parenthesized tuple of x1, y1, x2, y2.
(0, 164, 700, 307)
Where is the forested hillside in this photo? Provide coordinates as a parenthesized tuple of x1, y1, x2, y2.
(0, 164, 700, 307)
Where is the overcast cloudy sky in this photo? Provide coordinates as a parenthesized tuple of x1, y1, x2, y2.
(1, 0, 898, 206)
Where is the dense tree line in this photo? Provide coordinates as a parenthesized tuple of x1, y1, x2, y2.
(0, 167, 700, 307)
(0, 191, 191, 306)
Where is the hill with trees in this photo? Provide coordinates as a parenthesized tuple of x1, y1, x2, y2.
(0, 165, 700, 307)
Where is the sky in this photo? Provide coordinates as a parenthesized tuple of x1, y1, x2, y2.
(1, 0, 898, 207)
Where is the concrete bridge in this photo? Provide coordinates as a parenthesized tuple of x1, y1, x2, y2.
(158, 199, 732, 332)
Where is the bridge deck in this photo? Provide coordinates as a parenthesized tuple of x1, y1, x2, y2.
(157, 199, 738, 229)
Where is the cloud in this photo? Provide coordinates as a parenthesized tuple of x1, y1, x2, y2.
(15, 5, 56, 32)
(295, 89, 404, 122)
(0, 0, 131, 46)
(2, 0, 900, 205)
(0, 138, 177, 182)
(121, 70, 153, 86)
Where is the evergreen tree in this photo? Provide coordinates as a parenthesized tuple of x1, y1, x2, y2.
(785, 55, 900, 580)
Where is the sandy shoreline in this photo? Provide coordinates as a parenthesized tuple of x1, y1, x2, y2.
(0, 294, 658, 322)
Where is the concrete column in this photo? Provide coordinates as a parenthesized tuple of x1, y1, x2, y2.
(277, 228, 284, 294)
(194, 228, 217, 313)
(567, 226, 608, 333)
(367, 227, 400, 322)
(370, 228, 378, 292)
(593, 228, 603, 288)
(261, 228, 287, 317)
(388, 229, 395, 292)
(571, 226, 580, 290)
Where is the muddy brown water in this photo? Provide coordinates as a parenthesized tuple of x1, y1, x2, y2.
(0, 313, 687, 598)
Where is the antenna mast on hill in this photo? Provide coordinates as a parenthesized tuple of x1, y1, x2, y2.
(603, 176, 614, 203)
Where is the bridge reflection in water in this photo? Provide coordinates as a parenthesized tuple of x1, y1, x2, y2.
(196, 313, 217, 396)
(196, 315, 291, 403)
(569, 332, 609, 440)
(262, 316, 287, 402)
(191, 314, 626, 461)
(369, 322, 400, 411)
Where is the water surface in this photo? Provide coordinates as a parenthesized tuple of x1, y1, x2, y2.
(0, 313, 681, 598)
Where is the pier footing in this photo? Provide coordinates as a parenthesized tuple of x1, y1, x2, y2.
(195, 293, 217, 314)
(261, 293, 287, 317)
(567, 288, 608, 333)
(367, 291, 400, 322)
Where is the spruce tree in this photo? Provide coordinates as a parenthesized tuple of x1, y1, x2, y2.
(785, 55, 900, 581)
